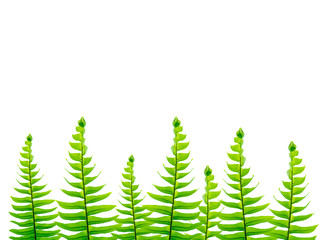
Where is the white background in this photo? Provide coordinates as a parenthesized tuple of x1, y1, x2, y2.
(1, 0, 320, 238)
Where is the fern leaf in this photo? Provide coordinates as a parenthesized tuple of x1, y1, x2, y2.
(267, 141, 317, 239)
(217, 128, 275, 240)
(143, 117, 202, 239)
(10, 134, 60, 239)
(57, 117, 119, 239)
(112, 154, 157, 240)
(197, 165, 221, 239)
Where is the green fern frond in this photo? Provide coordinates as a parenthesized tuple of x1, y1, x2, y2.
(57, 117, 119, 239)
(217, 128, 275, 240)
(197, 165, 221, 239)
(112, 155, 154, 240)
(143, 117, 202, 240)
(267, 141, 317, 240)
(10, 134, 60, 240)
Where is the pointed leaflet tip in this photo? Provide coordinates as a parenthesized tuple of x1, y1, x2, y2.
(128, 155, 135, 162)
(173, 117, 181, 127)
(236, 128, 244, 139)
(204, 165, 212, 176)
(78, 117, 86, 127)
(288, 141, 296, 152)
(26, 134, 33, 142)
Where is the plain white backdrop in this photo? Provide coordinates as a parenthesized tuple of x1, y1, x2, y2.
(1, 0, 320, 238)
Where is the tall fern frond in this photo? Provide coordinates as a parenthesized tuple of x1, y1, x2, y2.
(57, 117, 119, 239)
(112, 155, 155, 240)
(143, 117, 202, 239)
(267, 141, 317, 239)
(217, 128, 275, 240)
(10, 134, 60, 239)
(197, 165, 221, 239)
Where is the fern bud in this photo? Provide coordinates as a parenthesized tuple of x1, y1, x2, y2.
(129, 155, 135, 162)
(78, 117, 86, 127)
(236, 128, 244, 139)
(204, 165, 212, 176)
(173, 117, 181, 127)
(26, 134, 33, 142)
(288, 141, 296, 152)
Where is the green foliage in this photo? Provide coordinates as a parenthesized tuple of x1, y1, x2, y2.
(217, 128, 275, 240)
(10, 134, 60, 239)
(113, 155, 154, 240)
(197, 165, 221, 239)
(143, 117, 202, 239)
(8, 118, 318, 239)
(57, 117, 119, 239)
(267, 141, 318, 239)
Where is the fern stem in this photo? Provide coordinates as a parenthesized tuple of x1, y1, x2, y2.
(28, 149, 37, 240)
(205, 176, 210, 240)
(168, 132, 178, 240)
(239, 148, 247, 240)
(286, 155, 294, 240)
(129, 164, 137, 240)
(80, 135, 90, 240)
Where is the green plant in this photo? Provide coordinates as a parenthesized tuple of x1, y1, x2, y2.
(217, 128, 274, 240)
(267, 141, 317, 239)
(143, 117, 202, 239)
(10, 134, 60, 239)
(197, 165, 221, 239)
(112, 155, 154, 240)
(57, 117, 119, 239)
(8, 118, 318, 239)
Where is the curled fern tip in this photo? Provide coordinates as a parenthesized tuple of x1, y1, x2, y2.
(129, 154, 135, 162)
(204, 165, 212, 176)
(26, 134, 33, 142)
(172, 116, 181, 127)
(236, 128, 244, 138)
(78, 116, 86, 127)
(288, 141, 296, 152)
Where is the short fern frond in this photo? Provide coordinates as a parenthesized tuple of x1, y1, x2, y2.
(112, 155, 153, 240)
(57, 117, 119, 239)
(217, 128, 275, 240)
(143, 117, 202, 240)
(10, 134, 60, 239)
(267, 141, 317, 239)
(197, 165, 221, 239)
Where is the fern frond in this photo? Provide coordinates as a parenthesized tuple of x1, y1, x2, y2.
(112, 155, 155, 240)
(217, 128, 275, 240)
(143, 117, 202, 239)
(267, 141, 317, 239)
(57, 117, 119, 239)
(197, 165, 221, 239)
(10, 134, 60, 240)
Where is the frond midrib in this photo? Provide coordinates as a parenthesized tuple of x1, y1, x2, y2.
(80, 135, 90, 240)
(205, 176, 210, 239)
(239, 147, 247, 240)
(28, 149, 37, 240)
(286, 155, 294, 240)
(129, 165, 137, 239)
(168, 134, 178, 239)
